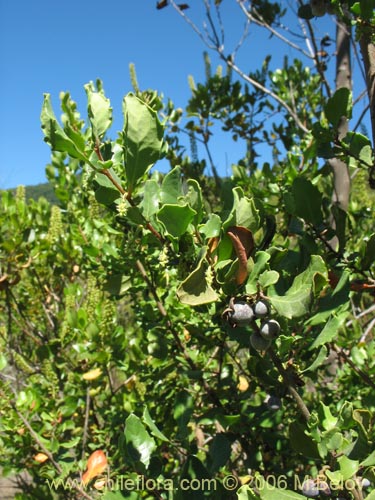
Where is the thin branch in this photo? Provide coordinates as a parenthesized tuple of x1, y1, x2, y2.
(332, 343, 375, 389)
(269, 348, 311, 421)
(237, 1, 311, 58)
(81, 387, 91, 462)
(225, 57, 310, 133)
(11, 402, 94, 500)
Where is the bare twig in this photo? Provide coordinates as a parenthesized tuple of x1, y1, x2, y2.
(269, 348, 311, 421)
(81, 386, 91, 462)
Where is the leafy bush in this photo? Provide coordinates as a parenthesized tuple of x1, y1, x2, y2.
(1, 3, 375, 499)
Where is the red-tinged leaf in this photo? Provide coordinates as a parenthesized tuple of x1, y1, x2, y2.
(82, 450, 108, 485)
(156, 0, 168, 9)
(227, 226, 254, 285)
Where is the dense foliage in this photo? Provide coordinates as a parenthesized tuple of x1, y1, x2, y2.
(1, 1, 375, 499)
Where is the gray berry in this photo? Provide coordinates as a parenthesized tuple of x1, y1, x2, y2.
(250, 332, 271, 351)
(301, 479, 319, 497)
(227, 301, 254, 327)
(253, 300, 269, 318)
(260, 319, 280, 339)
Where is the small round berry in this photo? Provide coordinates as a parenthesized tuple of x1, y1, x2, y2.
(301, 479, 319, 497)
(226, 301, 254, 327)
(259, 319, 280, 339)
(253, 300, 269, 318)
(250, 332, 271, 351)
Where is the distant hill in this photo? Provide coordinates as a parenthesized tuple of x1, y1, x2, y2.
(25, 182, 58, 204)
(3, 182, 58, 204)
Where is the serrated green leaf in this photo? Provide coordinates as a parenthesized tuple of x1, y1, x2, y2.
(85, 83, 112, 138)
(41, 94, 87, 161)
(125, 413, 156, 468)
(269, 255, 327, 319)
(122, 93, 164, 192)
(177, 250, 219, 305)
(160, 166, 183, 204)
(337, 456, 359, 480)
(258, 270, 279, 288)
(200, 213, 222, 238)
(223, 187, 260, 233)
(157, 203, 196, 238)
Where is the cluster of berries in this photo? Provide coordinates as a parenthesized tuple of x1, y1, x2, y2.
(223, 297, 280, 351)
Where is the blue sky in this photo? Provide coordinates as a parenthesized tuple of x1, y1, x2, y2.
(0, 1, 359, 189)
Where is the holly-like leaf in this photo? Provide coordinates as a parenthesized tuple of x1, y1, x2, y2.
(41, 94, 87, 161)
(122, 93, 164, 193)
(85, 83, 112, 139)
(269, 255, 327, 318)
(157, 204, 196, 238)
(177, 250, 219, 305)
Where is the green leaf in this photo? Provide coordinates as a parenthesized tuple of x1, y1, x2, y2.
(302, 345, 328, 372)
(41, 94, 87, 161)
(0, 353, 7, 371)
(337, 455, 359, 480)
(85, 82, 112, 138)
(260, 486, 307, 499)
(142, 179, 160, 218)
(122, 93, 164, 192)
(310, 310, 349, 349)
(361, 449, 375, 467)
(208, 433, 232, 473)
(173, 390, 194, 438)
(245, 251, 271, 294)
(200, 213, 222, 238)
(258, 270, 279, 288)
(93, 171, 121, 205)
(160, 166, 183, 204)
(307, 269, 351, 325)
(319, 402, 337, 431)
(142, 406, 169, 442)
(223, 187, 260, 233)
(124, 413, 156, 468)
(184, 179, 203, 225)
(325, 88, 352, 127)
(237, 485, 260, 499)
(177, 250, 219, 305)
(269, 255, 327, 319)
(289, 421, 320, 459)
(290, 177, 323, 226)
(157, 203, 196, 238)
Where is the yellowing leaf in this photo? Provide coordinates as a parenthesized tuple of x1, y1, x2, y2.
(237, 375, 249, 392)
(82, 450, 108, 485)
(34, 452, 49, 463)
(82, 368, 102, 381)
